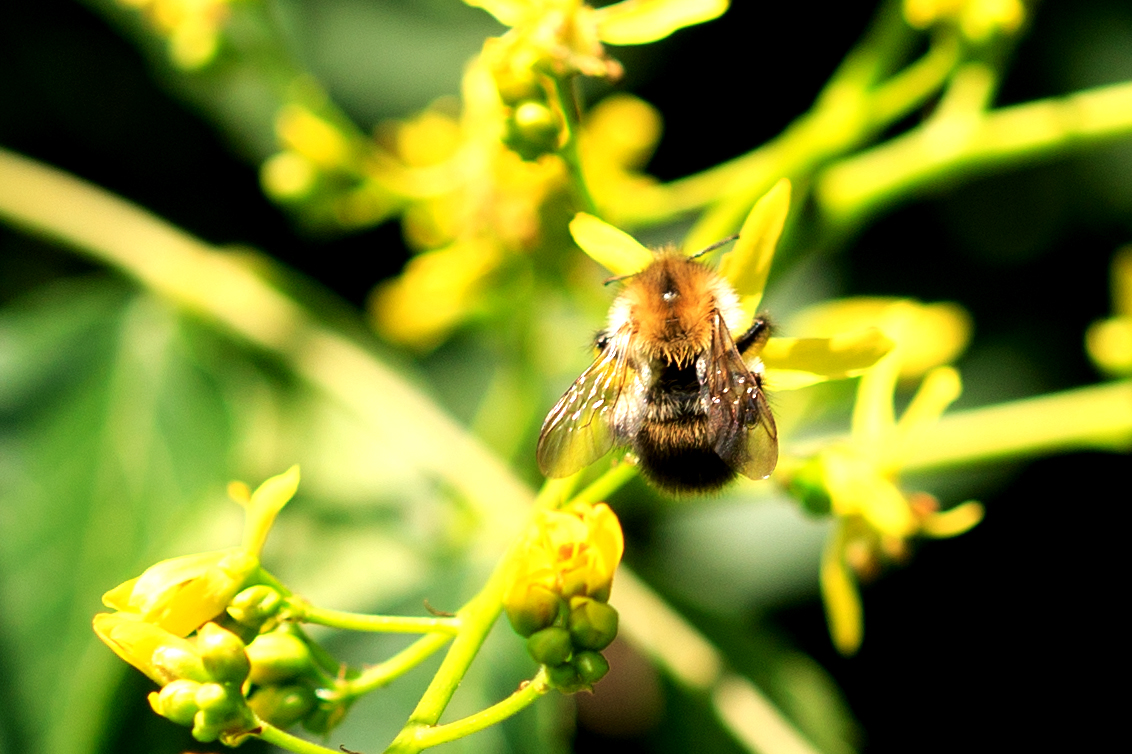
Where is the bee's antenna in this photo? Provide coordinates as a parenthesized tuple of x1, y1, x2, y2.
(689, 233, 739, 260)
(603, 271, 637, 286)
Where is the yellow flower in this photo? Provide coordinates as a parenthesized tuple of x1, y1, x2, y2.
(117, 0, 235, 69)
(96, 468, 298, 668)
(101, 549, 259, 638)
(368, 60, 567, 349)
(903, 0, 1026, 43)
(469, 0, 728, 82)
(93, 612, 210, 686)
(787, 302, 983, 655)
(1087, 247, 1132, 376)
(504, 502, 624, 635)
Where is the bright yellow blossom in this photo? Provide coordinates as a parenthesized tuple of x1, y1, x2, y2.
(503, 502, 624, 634)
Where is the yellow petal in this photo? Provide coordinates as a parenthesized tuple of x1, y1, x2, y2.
(242, 465, 300, 556)
(921, 500, 984, 538)
(761, 329, 894, 386)
(895, 366, 962, 443)
(789, 298, 971, 378)
(568, 212, 654, 276)
(462, 0, 531, 27)
(596, 0, 729, 45)
(1086, 316, 1132, 376)
(820, 523, 863, 655)
(715, 178, 790, 318)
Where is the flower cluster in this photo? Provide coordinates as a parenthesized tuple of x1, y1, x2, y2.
(503, 502, 624, 692)
(92, 467, 325, 740)
(784, 300, 984, 654)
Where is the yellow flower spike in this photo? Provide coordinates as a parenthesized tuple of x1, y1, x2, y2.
(103, 549, 260, 638)
(595, 0, 729, 46)
(715, 178, 791, 321)
(568, 212, 655, 276)
(240, 465, 300, 557)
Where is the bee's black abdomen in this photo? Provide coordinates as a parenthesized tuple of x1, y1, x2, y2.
(634, 443, 736, 494)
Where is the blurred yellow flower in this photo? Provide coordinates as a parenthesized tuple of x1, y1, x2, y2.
(468, 0, 728, 83)
(787, 302, 982, 654)
(504, 502, 624, 634)
(903, 0, 1025, 42)
(1087, 247, 1132, 376)
(117, 0, 234, 69)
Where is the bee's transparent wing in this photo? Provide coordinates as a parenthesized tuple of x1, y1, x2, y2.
(706, 314, 779, 480)
(537, 328, 634, 478)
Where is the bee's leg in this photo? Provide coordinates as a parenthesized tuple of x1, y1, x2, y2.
(734, 315, 771, 355)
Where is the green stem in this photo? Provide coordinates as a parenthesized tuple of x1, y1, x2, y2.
(288, 601, 460, 635)
(570, 463, 638, 506)
(383, 546, 517, 753)
(333, 633, 455, 700)
(410, 669, 550, 750)
(816, 79, 1132, 228)
(257, 720, 342, 754)
(552, 74, 597, 215)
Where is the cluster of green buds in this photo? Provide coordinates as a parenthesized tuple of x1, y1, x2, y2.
(502, 502, 624, 692)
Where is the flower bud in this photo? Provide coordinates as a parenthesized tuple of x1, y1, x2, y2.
(505, 585, 563, 638)
(151, 643, 210, 684)
(505, 101, 560, 160)
(574, 651, 610, 685)
(246, 630, 313, 685)
(526, 626, 573, 667)
(192, 683, 252, 743)
(568, 597, 618, 651)
(149, 679, 201, 726)
(198, 622, 250, 685)
(227, 585, 284, 629)
(248, 684, 318, 729)
(545, 661, 582, 692)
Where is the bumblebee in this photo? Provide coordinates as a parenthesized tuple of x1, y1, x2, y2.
(537, 249, 778, 493)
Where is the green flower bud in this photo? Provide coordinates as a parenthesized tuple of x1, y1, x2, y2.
(505, 585, 563, 638)
(545, 661, 582, 692)
(227, 585, 284, 629)
(788, 457, 832, 516)
(198, 622, 250, 685)
(246, 631, 313, 685)
(574, 651, 610, 685)
(248, 684, 318, 728)
(568, 597, 619, 651)
(192, 683, 252, 743)
(526, 626, 573, 667)
(149, 679, 201, 726)
(504, 101, 560, 160)
(151, 644, 209, 684)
